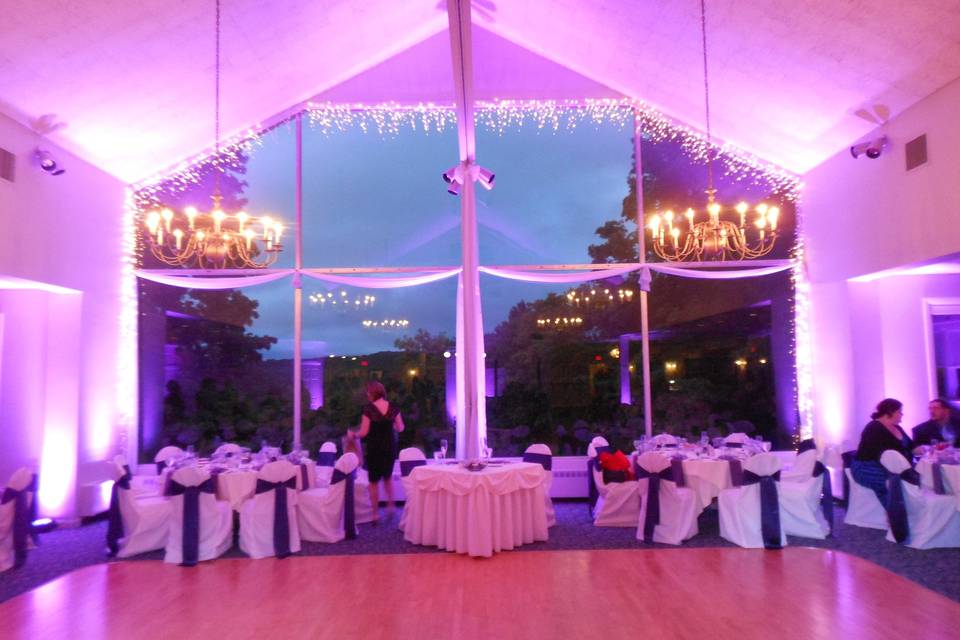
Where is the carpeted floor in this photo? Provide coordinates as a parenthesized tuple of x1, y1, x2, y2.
(3, 501, 959, 604)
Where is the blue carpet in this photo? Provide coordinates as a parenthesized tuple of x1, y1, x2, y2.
(2, 501, 959, 604)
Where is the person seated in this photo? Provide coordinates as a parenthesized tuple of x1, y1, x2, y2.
(851, 398, 913, 504)
(912, 398, 959, 448)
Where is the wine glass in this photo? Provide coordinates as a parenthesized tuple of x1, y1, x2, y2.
(440, 439, 448, 459)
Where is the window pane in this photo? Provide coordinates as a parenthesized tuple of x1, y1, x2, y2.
(482, 274, 646, 455)
(475, 110, 634, 265)
(300, 277, 457, 457)
(933, 314, 960, 401)
(302, 119, 461, 268)
(647, 271, 794, 448)
(135, 121, 297, 270)
(138, 278, 294, 460)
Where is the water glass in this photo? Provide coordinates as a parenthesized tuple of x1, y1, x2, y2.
(440, 439, 448, 459)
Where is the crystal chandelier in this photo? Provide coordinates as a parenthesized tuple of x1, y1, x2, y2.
(648, 0, 779, 262)
(141, 0, 284, 269)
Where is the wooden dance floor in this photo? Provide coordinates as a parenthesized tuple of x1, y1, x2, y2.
(2, 548, 958, 639)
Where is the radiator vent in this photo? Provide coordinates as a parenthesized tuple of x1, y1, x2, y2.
(0, 147, 14, 182)
(905, 134, 927, 171)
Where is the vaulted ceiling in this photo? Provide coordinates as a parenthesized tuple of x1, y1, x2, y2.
(2, 0, 958, 182)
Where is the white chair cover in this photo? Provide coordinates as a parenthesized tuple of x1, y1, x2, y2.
(214, 443, 243, 457)
(843, 467, 888, 530)
(113, 454, 162, 499)
(239, 460, 301, 559)
(592, 459, 639, 528)
(652, 433, 679, 447)
(879, 451, 960, 549)
(314, 442, 338, 487)
(164, 466, 232, 565)
(587, 436, 609, 458)
(778, 450, 830, 540)
(718, 453, 787, 549)
(154, 446, 185, 474)
(635, 453, 698, 545)
(298, 453, 360, 543)
(112, 459, 172, 558)
(724, 432, 750, 445)
(524, 444, 556, 527)
(0, 468, 34, 572)
(398, 447, 427, 530)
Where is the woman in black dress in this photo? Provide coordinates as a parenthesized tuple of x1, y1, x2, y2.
(353, 380, 405, 522)
(851, 398, 913, 503)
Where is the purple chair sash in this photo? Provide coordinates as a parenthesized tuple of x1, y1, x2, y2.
(299, 464, 311, 491)
(26, 474, 39, 545)
(670, 457, 686, 487)
(156, 460, 168, 475)
(812, 461, 834, 534)
(885, 468, 920, 544)
(634, 464, 676, 543)
(331, 468, 357, 539)
(720, 456, 744, 487)
(724, 442, 744, 449)
(522, 452, 553, 471)
(1, 486, 31, 567)
(106, 468, 132, 556)
(166, 478, 217, 567)
(931, 463, 947, 495)
(400, 459, 427, 477)
(316, 451, 336, 467)
(797, 439, 817, 454)
(840, 450, 856, 505)
(587, 446, 614, 514)
(255, 476, 297, 558)
(741, 470, 783, 550)
(657, 443, 678, 449)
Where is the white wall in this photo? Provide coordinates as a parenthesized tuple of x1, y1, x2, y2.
(802, 76, 960, 448)
(0, 113, 127, 518)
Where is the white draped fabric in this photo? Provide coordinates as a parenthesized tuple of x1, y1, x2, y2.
(302, 268, 461, 288)
(403, 462, 548, 557)
(136, 270, 294, 289)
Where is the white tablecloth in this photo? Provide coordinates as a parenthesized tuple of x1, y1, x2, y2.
(403, 462, 549, 557)
(681, 458, 739, 512)
(916, 459, 960, 510)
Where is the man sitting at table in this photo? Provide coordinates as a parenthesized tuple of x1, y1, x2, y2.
(912, 398, 960, 448)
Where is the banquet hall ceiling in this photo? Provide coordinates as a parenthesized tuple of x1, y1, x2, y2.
(2, 0, 958, 182)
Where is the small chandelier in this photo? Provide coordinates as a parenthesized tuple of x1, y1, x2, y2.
(362, 319, 410, 329)
(648, 0, 779, 262)
(141, 0, 284, 269)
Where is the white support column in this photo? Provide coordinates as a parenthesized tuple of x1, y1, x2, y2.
(447, 0, 485, 460)
(293, 113, 304, 450)
(634, 112, 653, 438)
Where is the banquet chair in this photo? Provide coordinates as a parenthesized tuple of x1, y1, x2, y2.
(652, 433, 679, 449)
(1, 468, 34, 571)
(154, 445, 185, 475)
(397, 447, 427, 530)
(719, 453, 787, 549)
(821, 446, 844, 501)
(239, 460, 301, 559)
(314, 441, 338, 487)
(879, 451, 960, 549)
(214, 443, 243, 458)
(589, 438, 639, 527)
(523, 444, 556, 527)
(778, 449, 832, 539)
(298, 453, 360, 543)
(164, 465, 233, 565)
(723, 432, 751, 446)
(635, 452, 698, 545)
(107, 458, 172, 558)
(843, 462, 888, 530)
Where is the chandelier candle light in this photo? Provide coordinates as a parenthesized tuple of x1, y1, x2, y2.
(648, 0, 780, 262)
(141, 0, 285, 269)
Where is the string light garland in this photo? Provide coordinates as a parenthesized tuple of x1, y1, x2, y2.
(309, 291, 376, 310)
(537, 316, 584, 327)
(566, 286, 634, 308)
(362, 319, 410, 329)
(791, 220, 814, 441)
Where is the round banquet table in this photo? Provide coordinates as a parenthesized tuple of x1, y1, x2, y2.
(403, 461, 549, 558)
(158, 459, 317, 511)
(916, 458, 960, 509)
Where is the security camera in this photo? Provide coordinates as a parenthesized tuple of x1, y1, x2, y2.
(850, 136, 889, 160)
(34, 148, 65, 175)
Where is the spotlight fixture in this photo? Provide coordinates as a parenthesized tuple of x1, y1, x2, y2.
(447, 180, 462, 196)
(476, 166, 495, 190)
(850, 136, 889, 160)
(442, 166, 458, 183)
(34, 148, 65, 176)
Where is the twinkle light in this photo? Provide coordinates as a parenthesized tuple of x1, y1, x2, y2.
(537, 316, 584, 327)
(792, 226, 814, 441)
(566, 286, 634, 308)
(362, 319, 410, 329)
(310, 291, 376, 310)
